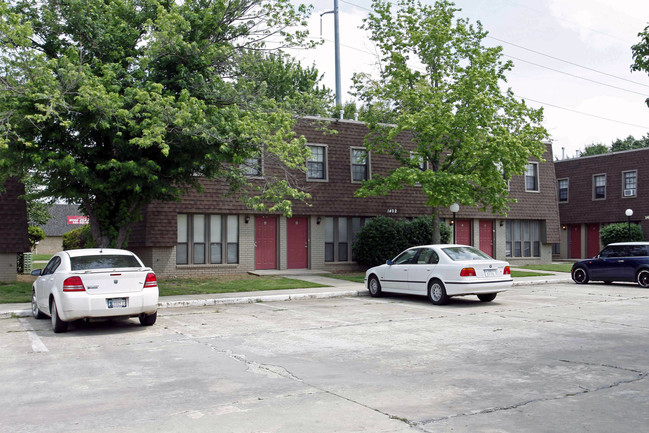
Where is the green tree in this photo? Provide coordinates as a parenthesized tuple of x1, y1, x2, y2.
(22, 173, 51, 226)
(352, 0, 548, 243)
(632, 23, 649, 109)
(27, 225, 45, 251)
(0, 0, 320, 247)
(610, 134, 649, 152)
(580, 143, 609, 157)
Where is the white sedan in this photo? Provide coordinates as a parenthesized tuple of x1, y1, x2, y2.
(31, 249, 159, 333)
(364, 245, 512, 305)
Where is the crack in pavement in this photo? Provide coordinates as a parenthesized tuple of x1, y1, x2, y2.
(170, 325, 427, 431)
(416, 360, 647, 429)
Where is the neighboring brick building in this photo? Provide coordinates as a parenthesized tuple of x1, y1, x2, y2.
(0, 179, 30, 281)
(129, 117, 561, 277)
(554, 148, 649, 259)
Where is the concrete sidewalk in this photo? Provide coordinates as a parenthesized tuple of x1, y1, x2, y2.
(0, 270, 573, 319)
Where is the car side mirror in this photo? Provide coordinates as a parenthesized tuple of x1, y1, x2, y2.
(386, 259, 393, 265)
(31, 269, 42, 277)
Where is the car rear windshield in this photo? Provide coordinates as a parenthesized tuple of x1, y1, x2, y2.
(70, 255, 141, 271)
(442, 246, 491, 261)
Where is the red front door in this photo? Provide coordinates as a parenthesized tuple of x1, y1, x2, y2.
(570, 224, 581, 259)
(587, 223, 600, 258)
(479, 220, 494, 257)
(287, 217, 308, 269)
(255, 216, 277, 270)
(456, 219, 471, 245)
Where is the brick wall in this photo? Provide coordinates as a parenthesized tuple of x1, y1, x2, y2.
(0, 179, 29, 253)
(0, 254, 16, 281)
(555, 148, 649, 237)
(130, 118, 560, 248)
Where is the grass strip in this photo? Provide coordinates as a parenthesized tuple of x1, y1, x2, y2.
(0, 276, 328, 304)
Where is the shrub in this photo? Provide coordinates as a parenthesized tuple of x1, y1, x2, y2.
(352, 216, 404, 267)
(63, 225, 95, 250)
(352, 216, 453, 267)
(599, 222, 644, 246)
(28, 225, 46, 251)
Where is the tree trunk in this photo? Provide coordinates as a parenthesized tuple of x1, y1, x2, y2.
(431, 206, 441, 244)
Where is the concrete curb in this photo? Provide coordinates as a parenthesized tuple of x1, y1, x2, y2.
(512, 277, 573, 286)
(159, 289, 370, 309)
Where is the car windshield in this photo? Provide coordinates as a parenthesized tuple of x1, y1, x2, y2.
(442, 246, 492, 261)
(70, 255, 141, 271)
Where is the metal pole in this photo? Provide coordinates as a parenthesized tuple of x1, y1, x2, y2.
(453, 212, 457, 244)
(334, 0, 342, 118)
(626, 216, 631, 242)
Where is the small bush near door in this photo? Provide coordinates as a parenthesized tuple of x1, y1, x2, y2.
(353, 216, 451, 267)
(600, 223, 644, 246)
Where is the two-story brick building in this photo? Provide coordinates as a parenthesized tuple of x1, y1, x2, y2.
(128, 117, 561, 277)
(554, 148, 649, 259)
(0, 179, 30, 281)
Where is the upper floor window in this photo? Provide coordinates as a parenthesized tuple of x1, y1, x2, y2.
(593, 174, 606, 200)
(307, 144, 327, 181)
(525, 163, 539, 192)
(351, 148, 369, 182)
(622, 170, 637, 197)
(242, 157, 261, 177)
(411, 152, 426, 170)
(557, 178, 569, 202)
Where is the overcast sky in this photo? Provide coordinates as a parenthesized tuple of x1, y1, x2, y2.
(286, 0, 649, 160)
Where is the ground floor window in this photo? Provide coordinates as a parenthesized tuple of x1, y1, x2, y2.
(505, 220, 541, 258)
(177, 214, 239, 265)
(325, 217, 370, 262)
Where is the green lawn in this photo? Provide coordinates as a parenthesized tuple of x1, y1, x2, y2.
(519, 263, 573, 273)
(32, 254, 53, 262)
(158, 276, 327, 296)
(510, 270, 552, 278)
(0, 281, 33, 303)
(0, 276, 328, 304)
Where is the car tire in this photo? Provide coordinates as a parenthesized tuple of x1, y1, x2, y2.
(572, 267, 589, 284)
(428, 279, 449, 305)
(368, 275, 382, 297)
(637, 270, 649, 288)
(50, 300, 68, 333)
(139, 311, 157, 326)
(477, 293, 497, 302)
(32, 291, 46, 319)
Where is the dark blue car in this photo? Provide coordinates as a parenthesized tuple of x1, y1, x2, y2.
(572, 242, 649, 287)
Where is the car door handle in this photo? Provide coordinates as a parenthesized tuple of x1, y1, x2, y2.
(617, 260, 624, 263)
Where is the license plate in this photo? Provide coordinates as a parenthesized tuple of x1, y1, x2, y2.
(484, 269, 497, 277)
(107, 298, 127, 308)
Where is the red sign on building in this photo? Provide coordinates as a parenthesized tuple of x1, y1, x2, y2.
(67, 216, 89, 225)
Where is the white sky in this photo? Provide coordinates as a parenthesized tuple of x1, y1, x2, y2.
(286, 0, 649, 160)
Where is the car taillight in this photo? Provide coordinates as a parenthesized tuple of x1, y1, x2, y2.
(144, 272, 157, 288)
(504, 266, 511, 275)
(460, 268, 476, 277)
(63, 276, 85, 292)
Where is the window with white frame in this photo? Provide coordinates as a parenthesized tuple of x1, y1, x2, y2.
(505, 220, 541, 258)
(242, 157, 261, 176)
(622, 170, 637, 197)
(351, 148, 369, 182)
(324, 216, 370, 262)
(177, 214, 239, 265)
(557, 178, 569, 202)
(525, 163, 539, 192)
(411, 151, 426, 170)
(593, 174, 606, 199)
(307, 144, 327, 180)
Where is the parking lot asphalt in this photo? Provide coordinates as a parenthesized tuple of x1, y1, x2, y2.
(0, 269, 573, 319)
(1, 279, 648, 433)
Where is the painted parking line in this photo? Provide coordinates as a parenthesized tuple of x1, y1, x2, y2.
(19, 318, 49, 353)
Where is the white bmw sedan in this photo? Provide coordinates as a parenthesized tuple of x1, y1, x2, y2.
(364, 245, 512, 305)
(31, 249, 159, 333)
